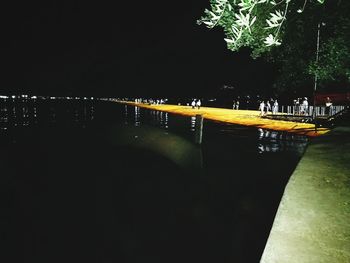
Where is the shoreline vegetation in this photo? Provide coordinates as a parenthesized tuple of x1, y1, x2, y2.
(116, 101, 329, 137)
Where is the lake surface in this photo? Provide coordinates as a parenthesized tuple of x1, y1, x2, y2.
(0, 98, 308, 263)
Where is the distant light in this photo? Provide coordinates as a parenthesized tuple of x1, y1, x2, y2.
(31, 96, 37, 99)
(12, 95, 16, 99)
(297, 9, 303, 13)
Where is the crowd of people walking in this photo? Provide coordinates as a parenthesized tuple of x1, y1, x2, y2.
(258, 99, 279, 116)
(191, 99, 201, 109)
(293, 97, 309, 115)
(121, 96, 340, 118)
(232, 100, 240, 110)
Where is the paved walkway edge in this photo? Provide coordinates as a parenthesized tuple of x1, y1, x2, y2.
(260, 127, 350, 263)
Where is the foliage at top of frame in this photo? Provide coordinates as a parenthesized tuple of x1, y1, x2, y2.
(198, 0, 326, 57)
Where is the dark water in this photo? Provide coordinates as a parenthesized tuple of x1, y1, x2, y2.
(0, 99, 308, 263)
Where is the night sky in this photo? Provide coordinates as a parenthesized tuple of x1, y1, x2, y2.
(3, 0, 276, 98)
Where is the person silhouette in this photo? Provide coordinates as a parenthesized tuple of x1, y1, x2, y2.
(325, 97, 332, 115)
(273, 99, 279, 114)
(196, 99, 201, 109)
(191, 99, 196, 109)
(259, 101, 265, 116)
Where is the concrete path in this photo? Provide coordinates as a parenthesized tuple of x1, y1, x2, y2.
(261, 127, 350, 263)
(116, 101, 329, 137)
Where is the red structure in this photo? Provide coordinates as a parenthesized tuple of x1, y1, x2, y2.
(314, 92, 350, 105)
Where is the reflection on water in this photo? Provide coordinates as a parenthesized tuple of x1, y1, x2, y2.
(124, 104, 128, 124)
(149, 110, 169, 129)
(257, 128, 308, 155)
(1, 100, 308, 157)
(134, 106, 140, 126)
(164, 112, 168, 129)
(122, 106, 309, 156)
(1, 101, 311, 263)
(0, 98, 95, 131)
(0, 100, 308, 159)
(190, 116, 196, 132)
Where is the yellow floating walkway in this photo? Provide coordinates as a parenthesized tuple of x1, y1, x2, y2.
(117, 101, 329, 137)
